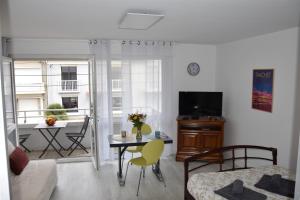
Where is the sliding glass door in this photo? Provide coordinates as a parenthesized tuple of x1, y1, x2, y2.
(2, 57, 17, 145)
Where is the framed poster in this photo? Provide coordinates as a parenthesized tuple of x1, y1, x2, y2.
(252, 69, 274, 112)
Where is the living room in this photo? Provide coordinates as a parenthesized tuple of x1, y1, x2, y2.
(1, 1, 300, 200)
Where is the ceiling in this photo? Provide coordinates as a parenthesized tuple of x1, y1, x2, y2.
(1, 0, 300, 44)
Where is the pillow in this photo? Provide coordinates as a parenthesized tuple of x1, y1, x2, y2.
(9, 147, 29, 175)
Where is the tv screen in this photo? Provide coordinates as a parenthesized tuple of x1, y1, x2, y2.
(179, 92, 223, 117)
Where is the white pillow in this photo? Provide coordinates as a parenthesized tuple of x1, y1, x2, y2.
(7, 140, 15, 156)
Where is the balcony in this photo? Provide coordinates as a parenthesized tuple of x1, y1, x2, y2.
(15, 108, 91, 160)
(59, 80, 79, 93)
(15, 82, 45, 94)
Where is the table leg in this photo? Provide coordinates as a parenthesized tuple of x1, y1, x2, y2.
(45, 129, 66, 151)
(152, 159, 166, 185)
(117, 146, 127, 186)
(38, 128, 64, 158)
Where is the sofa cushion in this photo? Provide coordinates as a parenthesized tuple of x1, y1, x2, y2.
(10, 147, 29, 175)
(10, 159, 57, 200)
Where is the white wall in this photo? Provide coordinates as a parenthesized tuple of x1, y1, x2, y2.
(216, 27, 300, 170)
(8, 39, 90, 58)
(0, 13, 12, 200)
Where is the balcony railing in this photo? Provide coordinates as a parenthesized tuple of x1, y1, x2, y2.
(16, 108, 89, 124)
(60, 80, 78, 92)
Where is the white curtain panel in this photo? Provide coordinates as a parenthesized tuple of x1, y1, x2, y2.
(89, 40, 114, 163)
(121, 41, 174, 156)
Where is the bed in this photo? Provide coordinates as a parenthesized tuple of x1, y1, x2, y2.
(184, 145, 295, 200)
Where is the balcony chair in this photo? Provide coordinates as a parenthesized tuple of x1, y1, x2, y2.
(124, 139, 166, 196)
(19, 134, 32, 152)
(65, 115, 90, 156)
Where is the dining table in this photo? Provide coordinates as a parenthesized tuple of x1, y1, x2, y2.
(108, 133, 173, 186)
(34, 122, 67, 158)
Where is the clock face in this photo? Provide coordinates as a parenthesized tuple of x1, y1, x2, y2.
(187, 62, 200, 76)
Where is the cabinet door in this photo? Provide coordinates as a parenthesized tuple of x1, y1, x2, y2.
(201, 132, 222, 151)
(178, 132, 200, 152)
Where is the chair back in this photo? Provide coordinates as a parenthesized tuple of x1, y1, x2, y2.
(131, 124, 152, 135)
(80, 115, 90, 136)
(141, 139, 164, 165)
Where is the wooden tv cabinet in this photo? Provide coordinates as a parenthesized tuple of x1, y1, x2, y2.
(176, 116, 225, 161)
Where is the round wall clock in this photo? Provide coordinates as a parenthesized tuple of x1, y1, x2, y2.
(187, 62, 200, 76)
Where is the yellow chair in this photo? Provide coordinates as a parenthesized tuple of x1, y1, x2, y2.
(124, 139, 165, 196)
(126, 124, 152, 155)
(121, 124, 152, 170)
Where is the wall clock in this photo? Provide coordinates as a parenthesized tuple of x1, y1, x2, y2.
(187, 62, 200, 76)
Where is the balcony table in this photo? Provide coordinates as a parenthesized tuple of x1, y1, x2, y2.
(108, 133, 173, 186)
(34, 122, 67, 158)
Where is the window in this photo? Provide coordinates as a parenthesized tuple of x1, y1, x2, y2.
(61, 66, 78, 91)
(61, 66, 77, 80)
(62, 97, 78, 112)
(112, 96, 122, 110)
(110, 59, 162, 117)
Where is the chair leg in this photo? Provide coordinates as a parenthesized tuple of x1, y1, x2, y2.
(20, 143, 31, 152)
(67, 137, 78, 151)
(124, 161, 130, 185)
(136, 167, 143, 196)
(68, 137, 88, 156)
(68, 137, 81, 156)
(20, 139, 31, 152)
(158, 167, 167, 188)
(74, 137, 89, 153)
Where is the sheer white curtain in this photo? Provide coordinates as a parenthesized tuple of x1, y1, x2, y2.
(121, 41, 174, 155)
(89, 40, 113, 163)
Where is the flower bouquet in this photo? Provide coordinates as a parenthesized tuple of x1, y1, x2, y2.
(128, 112, 147, 140)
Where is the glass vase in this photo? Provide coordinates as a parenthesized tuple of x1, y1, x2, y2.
(136, 126, 142, 140)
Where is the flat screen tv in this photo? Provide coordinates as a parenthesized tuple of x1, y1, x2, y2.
(179, 91, 223, 117)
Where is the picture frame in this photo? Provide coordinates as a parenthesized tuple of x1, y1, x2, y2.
(252, 69, 274, 112)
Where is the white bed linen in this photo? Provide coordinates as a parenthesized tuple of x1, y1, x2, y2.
(187, 165, 295, 200)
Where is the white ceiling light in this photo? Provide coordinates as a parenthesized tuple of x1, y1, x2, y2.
(119, 12, 164, 30)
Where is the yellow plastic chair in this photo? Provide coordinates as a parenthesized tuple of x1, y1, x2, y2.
(124, 139, 165, 196)
(126, 124, 152, 154)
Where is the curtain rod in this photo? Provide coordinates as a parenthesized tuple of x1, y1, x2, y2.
(121, 40, 173, 46)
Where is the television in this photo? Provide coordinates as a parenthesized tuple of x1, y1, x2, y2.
(179, 91, 223, 117)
